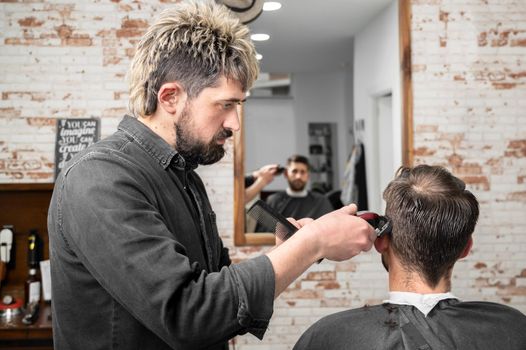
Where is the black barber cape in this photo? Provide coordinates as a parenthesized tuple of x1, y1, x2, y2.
(266, 191, 334, 220)
(294, 299, 526, 350)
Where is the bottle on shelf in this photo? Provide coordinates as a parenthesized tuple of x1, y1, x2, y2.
(24, 230, 41, 308)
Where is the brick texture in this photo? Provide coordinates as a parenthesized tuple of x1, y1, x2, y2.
(0, 1, 524, 349)
(411, 0, 526, 318)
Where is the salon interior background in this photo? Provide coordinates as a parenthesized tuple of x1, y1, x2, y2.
(1, 0, 525, 349)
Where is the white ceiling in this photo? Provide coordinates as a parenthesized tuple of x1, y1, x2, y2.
(247, 0, 392, 73)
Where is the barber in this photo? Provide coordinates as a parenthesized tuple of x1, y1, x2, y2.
(47, 2, 376, 350)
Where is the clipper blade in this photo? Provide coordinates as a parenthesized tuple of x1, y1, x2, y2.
(356, 211, 392, 237)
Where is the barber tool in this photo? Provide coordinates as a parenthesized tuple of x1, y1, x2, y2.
(247, 199, 298, 241)
(274, 165, 286, 175)
(247, 201, 392, 263)
(247, 199, 323, 263)
(0, 225, 14, 265)
(356, 211, 392, 237)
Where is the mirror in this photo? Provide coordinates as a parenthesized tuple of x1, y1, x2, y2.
(234, 0, 413, 245)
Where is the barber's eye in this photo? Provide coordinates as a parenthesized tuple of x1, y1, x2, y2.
(220, 101, 243, 111)
(221, 102, 237, 110)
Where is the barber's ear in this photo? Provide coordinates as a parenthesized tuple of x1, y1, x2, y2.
(459, 237, 473, 259)
(374, 235, 389, 253)
(158, 82, 184, 114)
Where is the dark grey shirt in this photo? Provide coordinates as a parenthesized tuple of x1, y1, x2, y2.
(294, 299, 526, 350)
(48, 115, 275, 350)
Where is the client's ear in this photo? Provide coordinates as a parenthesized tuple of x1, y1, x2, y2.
(459, 237, 473, 259)
(374, 235, 389, 253)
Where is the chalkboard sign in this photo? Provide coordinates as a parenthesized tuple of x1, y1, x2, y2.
(55, 118, 100, 178)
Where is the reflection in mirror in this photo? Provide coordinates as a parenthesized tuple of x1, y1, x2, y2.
(234, 0, 413, 246)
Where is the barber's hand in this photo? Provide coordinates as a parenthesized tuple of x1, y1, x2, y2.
(253, 164, 279, 185)
(304, 204, 376, 261)
(275, 217, 314, 246)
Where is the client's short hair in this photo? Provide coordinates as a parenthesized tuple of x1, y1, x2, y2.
(383, 165, 479, 287)
(287, 155, 310, 169)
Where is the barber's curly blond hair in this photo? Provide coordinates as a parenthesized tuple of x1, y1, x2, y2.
(127, 0, 259, 117)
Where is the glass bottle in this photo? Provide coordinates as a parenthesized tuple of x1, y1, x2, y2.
(24, 268, 41, 306)
(25, 231, 41, 307)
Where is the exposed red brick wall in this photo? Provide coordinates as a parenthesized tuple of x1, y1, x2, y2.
(412, 0, 526, 314)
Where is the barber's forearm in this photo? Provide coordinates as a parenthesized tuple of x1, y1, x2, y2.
(266, 227, 322, 297)
(245, 178, 268, 203)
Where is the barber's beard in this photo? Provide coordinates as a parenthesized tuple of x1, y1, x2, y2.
(175, 107, 233, 166)
(288, 179, 306, 192)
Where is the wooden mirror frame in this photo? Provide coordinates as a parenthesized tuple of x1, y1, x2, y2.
(234, 0, 413, 246)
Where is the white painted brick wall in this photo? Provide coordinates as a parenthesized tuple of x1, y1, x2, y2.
(1, 1, 525, 349)
(412, 0, 526, 317)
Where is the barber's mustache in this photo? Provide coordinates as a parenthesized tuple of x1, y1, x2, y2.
(215, 128, 233, 140)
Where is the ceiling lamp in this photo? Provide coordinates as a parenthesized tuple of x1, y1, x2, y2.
(251, 33, 270, 41)
(256, 53, 263, 60)
(263, 2, 281, 11)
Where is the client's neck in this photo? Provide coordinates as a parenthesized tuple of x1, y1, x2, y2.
(286, 187, 307, 197)
(388, 260, 451, 294)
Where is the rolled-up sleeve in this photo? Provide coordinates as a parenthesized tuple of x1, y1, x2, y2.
(230, 255, 275, 339)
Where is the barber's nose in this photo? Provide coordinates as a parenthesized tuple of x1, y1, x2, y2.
(224, 109, 240, 132)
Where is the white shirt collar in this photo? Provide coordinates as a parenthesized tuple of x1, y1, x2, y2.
(286, 188, 308, 197)
(383, 291, 458, 317)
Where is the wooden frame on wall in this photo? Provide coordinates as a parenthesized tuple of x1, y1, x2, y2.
(233, 107, 276, 245)
(234, 0, 413, 246)
(399, 0, 414, 167)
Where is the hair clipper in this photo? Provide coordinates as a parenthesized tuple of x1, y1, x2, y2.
(356, 211, 392, 237)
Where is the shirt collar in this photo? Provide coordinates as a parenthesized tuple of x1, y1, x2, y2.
(383, 291, 458, 317)
(286, 188, 308, 197)
(118, 115, 195, 171)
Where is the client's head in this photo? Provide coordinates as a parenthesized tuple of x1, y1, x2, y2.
(285, 155, 310, 192)
(381, 164, 479, 288)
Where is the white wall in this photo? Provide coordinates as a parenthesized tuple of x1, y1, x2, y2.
(244, 69, 353, 192)
(354, 0, 401, 212)
(292, 70, 352, 188)
(244, 98, 295, 191)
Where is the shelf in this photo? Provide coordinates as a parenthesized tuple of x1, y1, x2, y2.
(0, 183, 55, 192)
(308, 123, 336, 192)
